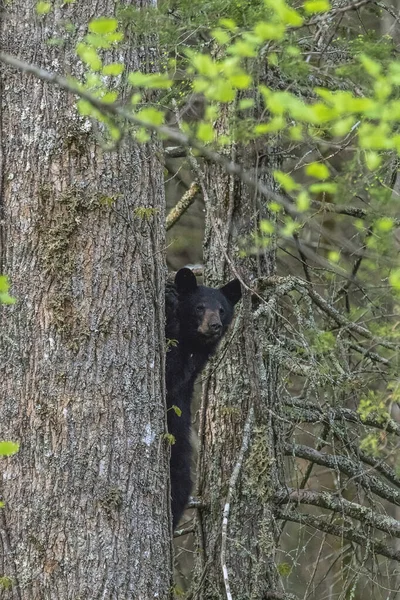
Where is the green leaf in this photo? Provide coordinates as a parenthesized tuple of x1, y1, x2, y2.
(227, 40, 257, 58)
(0, 501, 4, 508)
(136, 107, 165, 126)
(190, 53, 219, 77)
(102, 63, 125, 76)
(136, 128, 151, 143)
(77, 99, 95, 116)
(109, 126, 121, 141)
(230, 73, 252, 89)
(328, 250, 340, 263)
(130, 93, 142, 105)
(360, 54, 382, 78)
(209, 80, 235, 102)
(254, 116, 285, 134)
(171, 405, 182, 417)
(164, 433, 176, 445)
(102, 91, 118, 104)
(128, 72, 172, 89)
(268, 203, 282, 213)
(365, 151, 381, 170)
(359, 122, 393, 150)
(36, 1, 51, 14)
(332, 117, 356, 137)
(85, 33, 123, 49)
(0, 441, 19, 457)
(239, 98, 255, 110)
(219, 18, 237, 30)
(89, 17, 118, 35)
(260, 220, 275, 233)
(265, 0, 303, 25)
(305, 162, 329, 179)
(303, 0, 330, 13)
(254, 22, 285, 41)
(211, 28, 230, 45)
(309, 183, 337, 193)
(274, 170, 299, 192)
(197, 122, 214, 142)
(389, 268, 400, 290)
(281, 218, 300, 237)
(0, 275, 16, 305)
(76, 43, 102, 71)
(205, 105, 219, 121)
(375, 217, 393, 232)
(289, 124, 303, 140)
(277, 562, 292, 576)
(296, 191, 310, 211)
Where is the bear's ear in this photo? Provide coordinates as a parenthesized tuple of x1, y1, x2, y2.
(220, 279, 242, 306)
(175, 268, 198, 294)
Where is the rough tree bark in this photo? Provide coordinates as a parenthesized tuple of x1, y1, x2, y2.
(192, 104, 284, 599)
(0, 2, 172, 598)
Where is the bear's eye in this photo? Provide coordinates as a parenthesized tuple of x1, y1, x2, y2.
(196, 304, 205, 313)
(219, 307, 225, 316)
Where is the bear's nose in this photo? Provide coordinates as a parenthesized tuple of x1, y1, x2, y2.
(210, 322, 222, 333)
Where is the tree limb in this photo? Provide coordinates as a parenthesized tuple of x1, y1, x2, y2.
(311, 199, 400, 227)
(285, 443, 400, 506)
(166, 182, 200, 230)
(275, 508, 400, 562)
(285, 399, 400, 436)
(274, 488, 400, 537)
(257, 274, 398, 350)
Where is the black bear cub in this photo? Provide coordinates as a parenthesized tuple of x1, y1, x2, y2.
(165, 267, 241, 529)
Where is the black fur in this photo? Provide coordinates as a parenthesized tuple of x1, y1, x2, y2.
(165, 268, 241, 529)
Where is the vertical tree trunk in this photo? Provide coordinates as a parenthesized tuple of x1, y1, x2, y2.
(194, 119, 284, 598)
(0, 2, 172, 598)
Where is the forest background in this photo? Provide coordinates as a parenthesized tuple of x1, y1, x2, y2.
(1, 0, 400, 599)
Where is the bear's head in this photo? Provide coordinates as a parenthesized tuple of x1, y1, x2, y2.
(175, 267, 242, 347)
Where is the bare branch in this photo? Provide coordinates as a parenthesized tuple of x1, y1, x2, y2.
(166, 182, 200, 231)
(285, 399, 400, 436)
(285, 443, 400, 506)
(332, 428, 400, 489)
(275, 508, 400, 562)
(257, 274, 398, 350)
(174, 525, 195, 538)
(164, 146, 187, 158)
(0, 51, 292, 216)
(347, 341, 390, 366)
(274, 488, 400, 537)
(307, 0, 373, 23)
(311, 199, 400, 227)
(187, 497, 205, 509)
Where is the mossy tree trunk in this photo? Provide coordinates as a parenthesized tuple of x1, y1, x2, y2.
(0, 2, 172, 598)
(193, 114, 284, 599)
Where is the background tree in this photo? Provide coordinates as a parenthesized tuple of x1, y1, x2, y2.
(0, 1, 172, 598)
(2, 0, 400, 599)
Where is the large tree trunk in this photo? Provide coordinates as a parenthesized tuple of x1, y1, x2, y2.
(0, 2, 172, 598)
(193, 128, 284, 598)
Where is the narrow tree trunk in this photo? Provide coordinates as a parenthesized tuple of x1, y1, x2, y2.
(194, 127, 284, 597)
(0, 2, 171, 598)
